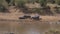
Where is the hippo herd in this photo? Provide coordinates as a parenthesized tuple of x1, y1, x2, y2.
(19, 14, 41, 20)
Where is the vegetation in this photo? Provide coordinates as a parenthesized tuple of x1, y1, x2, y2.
(45, 29, 60, 34)
(0, 0, 60, 6)
(0, 0, 60, 15)
(39, 0, 47, 7)
(55, 0, 60, 5)
(17, 0, 25, 8)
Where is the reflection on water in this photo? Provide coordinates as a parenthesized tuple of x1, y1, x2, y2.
(24, 28, 40, 34)
(0, 20, 60, 34)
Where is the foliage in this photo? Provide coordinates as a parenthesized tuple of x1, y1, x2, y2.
(45, 29, 60, 34)
(17, 0, 25, 8)
(39, 0, 47, 7)
(55, 0, 60, 5)
(28, 0, 36, 4)
(47, 0, 55, 4)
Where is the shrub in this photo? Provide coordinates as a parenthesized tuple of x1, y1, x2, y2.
(45, 29, 60, 34)
(27, 0, 35, 4)
(17, 0, 25, 8)
(39, 0, 47, 7)
(47, 0, 55, 4)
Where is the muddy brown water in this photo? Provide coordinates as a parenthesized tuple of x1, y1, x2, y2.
(0, 19, 60, 34)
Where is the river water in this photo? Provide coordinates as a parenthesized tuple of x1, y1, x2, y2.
(0, 19, 60, 34)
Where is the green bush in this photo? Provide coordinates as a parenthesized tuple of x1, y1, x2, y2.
(28, 0, 35, 4)
(17, 0, 25, 8)
(39, 0, 47, 7)
(30, 8, 44, 15)
(47, 0, 55, 4)
(45, 29, 60, 34)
